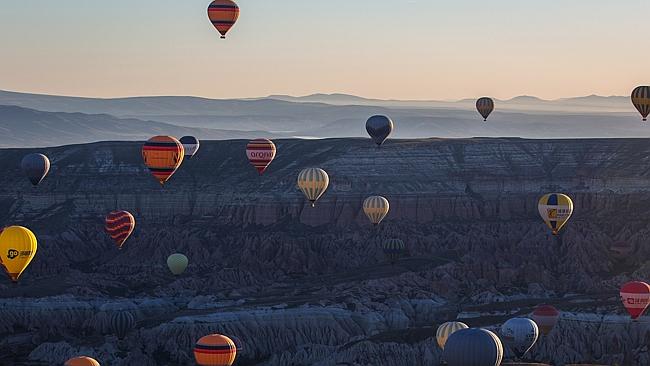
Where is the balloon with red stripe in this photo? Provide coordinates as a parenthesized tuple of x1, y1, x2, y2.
(246, 139, 276, 175)
(620, 281, 650, 320)
(105, 211, 136, 250)
(194, 334, 237, 366)
(207, 0, 239, 39)
(531, 304, 560, 335)
(142, 136, 184, 186)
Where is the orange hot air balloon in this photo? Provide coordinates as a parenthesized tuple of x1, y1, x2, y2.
(142, 136, 184, 185)
(620, 281, 650, 320)
(246, 139, 276, 175)
(531, 304, 560, 335)
(65, 356, 101, 366)
(105, 211, 136, 249)
(208, 0, 240, 39)
(194, 334, 237, 366)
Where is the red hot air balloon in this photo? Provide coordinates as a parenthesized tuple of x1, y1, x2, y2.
(207, 0, 240, 39)
(105, 211, 136, 250)
(246, 139, 276, 175)
(620, 281, 650, 320)
(531, 305, 560, 335)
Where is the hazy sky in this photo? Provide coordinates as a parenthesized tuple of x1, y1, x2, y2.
(1, 0, 649, 100)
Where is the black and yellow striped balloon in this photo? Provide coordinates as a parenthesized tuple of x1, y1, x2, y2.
(363, 196, 390, 225)
(297, 168, 329, 207)
(476, 97, 495, 122)
(631, 86, 650, 121)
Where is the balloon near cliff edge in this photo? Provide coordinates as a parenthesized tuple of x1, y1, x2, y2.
(365, 115, 393, 147)
(0, 226, 37, 283)
(142, 135, 185, 186)
(246, 139, 276, 175)
(208, 0, 239, 39)
(21, 153, 50, 186)
(180, 136, 200, 158)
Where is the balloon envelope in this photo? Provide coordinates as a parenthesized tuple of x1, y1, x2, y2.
(21, 153, 50, 186)
(64, 356, 101, 366)
(476, 97, 495, 121)
(538, 193, 573, 235)
(142, 136, 185, 185)
(208, 0, 239, 39)
(0, 226, 37, 283)
(383, 239, 405, 263)
(436, 321, 468, 350)
(297, 168, 329, 207)
(620, 281, 650, 320)
(531, 305, 559, 335)
(363, 196, 389, 225)
(111, 311, 136, 340)
(246, 139, 276, 175)
(194, 334, 237, 366)
(167, 253, 189, 275)
(631, 86, 650, 121)
(443, 328, 503, 366)
(180, 136, 200, 158)
(105, 211, 136, 249)
(500, 318, 539, 358)
(366, 115, 393, 146)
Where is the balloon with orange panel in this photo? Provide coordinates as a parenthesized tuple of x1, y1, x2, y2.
(208, 0, 240, 39)
(0, 226, 37, 283)
(194, 334, 237, 366)
(64, 356, 101, 366)
(142, 136, 184, 186)
(620, 281, 650, 320)
(246, 139, 276, 175)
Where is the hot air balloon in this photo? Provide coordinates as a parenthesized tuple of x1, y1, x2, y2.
(167, 253, 189, 275)
(142, 135, 184, 186)
(383, 239, 405, 264)
(180, 136, 200, 158)
(476, 97, 495, 122)
(65, 357, 101, 366)
(246, 139, 276, 175)
(194, 334, 237, 366)
(208, 0, 239, 39)
(531, 305, 560, 336)
(111, 311, 136, 340)
(436, 321, 469, 350)
(443, 328, 504, 366)
(0, 226, 37, 283)
(21, 153, 50, 186)
(538, 193, 574, 235)
(105, 211, 136, 250)
(620, 281, 650, 320)
(297, 168, 329, 207)
(631, 86, 650, 121)
(366, 115, 394, 147)
(363, 196, 390, 225)
(500, 318, 539, 359)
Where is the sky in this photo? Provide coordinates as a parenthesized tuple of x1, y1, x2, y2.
(1, 0, 649, 100)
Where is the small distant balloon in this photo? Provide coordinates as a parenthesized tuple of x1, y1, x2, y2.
(363, 196, 390, 225)
(111, 311, 136, 340)
(0, 226, 37, 283)
(531, 304, 560, 335)
(246, 139, 276, 175)
(208, 0, 240, 39)
(383, 239, 405, 264)
(105, 211, 136, 250)
(21, 153, 50, 186)
(631, 86, 650, 121)
(167, 253, 189, 275)
(180, 136, 200, 158)
(366, 115, 394, 147)
(297, 168, 329, 207)
(64, 356, 101, 366)
(620, 281, 650, 320)
(142, 136, 185, 186)
(194, 334, 237, 366)
(436, 321, 468, 350)
(538, 193, 574, 235)
(476, 97, 494, 122)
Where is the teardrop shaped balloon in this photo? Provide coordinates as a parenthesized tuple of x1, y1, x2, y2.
(194, 334, 237, 366)
(538, 193, 573, 235)
(366, 115, 394, 147)
(620, 281, 650, 320)
(105, 211, 135, 250)
(0, 226, 37, 283)
(65, 357, 101, 366)
(142, 136, 185, 186)
(531, 304, 559, 335)
(476, 97, 494, 122)
(443, 328, 503, 366)
(297, 168, 329, 207)
(111, 310, 136, 340)
(383, 238, 405, 264)
(246, 139, 276, 175)
(363, 196, 390, 225)
(180, 136, 200, 158)
(208, 0, 240, 39)
(436, 321, 468, 350)
(167, 253, 189, 275)
(21, 153, 50, 186)
(631, 86, 650, 121)
(500, 317, 539, 358)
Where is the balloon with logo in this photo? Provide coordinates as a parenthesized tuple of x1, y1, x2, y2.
(246, 139, 276, 175)
(64, 356, 100, 366)
(194, 334, 237, 366)
(167, 253, 189, 275)
(21, 153, 50, 186)
(531, 304, 560, 335)
(443, 328, 503, 366)
(476, 97, 495, 122)
(142, 135, 185, 185)
(105, 211, 136, 250)
(366, 115, 394, 147)
(538, 193, 574, 235)
(180, 136, 200, 158)
(111, 311, 136, 340)
(500, 317, 539, 359)
(436, 321, 468, 350)
(363, 196, 390, 225)
(631, 86, 650, 121)
(620, 281, 650, 320)
(297, 168, 329, 207)
(0, 226, 37, 283)
(208, 0, 240, 39)
(383, 238, 405, 264)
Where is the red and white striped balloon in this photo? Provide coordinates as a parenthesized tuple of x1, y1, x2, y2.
(620, 281, 650, 320)
(531, 305, 560, 335)
(246, 139, 276, 175)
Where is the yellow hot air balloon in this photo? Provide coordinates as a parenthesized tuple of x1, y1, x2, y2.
(0, 226, 37, 283)
(297, 168, 329, 207)
(436, 321, 469, 350)
(167, 253, 189, 275)
(363, 196, 390, 225)
(538, 193, 574, 235)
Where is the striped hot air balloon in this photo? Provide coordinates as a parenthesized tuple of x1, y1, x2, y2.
(383, 239, 405, 264)
(64, 356, 101, 366)
(620, 281, 650, 320)
(436, 321, 468, 350)
(297, 168, 329, 207)
(180, 136, 200, 158)
(363, 196, 390, 225)
(631, 86, 650, 121)
(531, 305, 560, 335)
(142, 136, 184, 186)
(111, 311, 136, 340)
(105, 211, 136, 250)
(538, 193, 574, 235)
(208, 0, 240, 39)
(476, 97, 495, 122)
(194, 334, 237, 366)
(246, 139, 276, 175)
